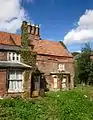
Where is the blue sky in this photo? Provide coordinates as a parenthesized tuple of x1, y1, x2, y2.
(22, 0, 93, 52)
(0, 0, 93, 52)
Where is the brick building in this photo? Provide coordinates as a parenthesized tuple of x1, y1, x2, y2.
(0, 21, 74, 98)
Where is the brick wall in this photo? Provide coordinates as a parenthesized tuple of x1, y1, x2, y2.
(0, 69, 7, 97)
(0, 51, 7, 61)
(36, 55, 74, 75)
(36, 54, 74, 90)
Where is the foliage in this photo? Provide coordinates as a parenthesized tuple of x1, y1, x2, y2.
(75, 43, 93, 85)
(21, 49, 37, 68)
(21, 21, 29, 48)
(72, 52, 80, 57)
(20, 21, 37, 98)
(1, 87, 93, 120)
(21, 21, 37, 69)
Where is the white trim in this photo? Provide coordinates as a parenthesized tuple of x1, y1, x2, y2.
(18, 62, 32, 68)
(58, 64, 65, 72)
(8, 70, 23, 93)
(0, 61, 32, 68)
(7, 52, 20, 62)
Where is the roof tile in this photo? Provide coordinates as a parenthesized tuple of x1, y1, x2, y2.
(0, 32, 72, 57)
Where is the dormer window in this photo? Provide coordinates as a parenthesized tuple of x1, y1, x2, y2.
(7, 52, 20, 62)
(58, 64, 65, 72)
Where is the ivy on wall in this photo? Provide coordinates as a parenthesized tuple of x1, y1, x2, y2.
(21, 21, 37, 70)
(20, 21, 37, 97)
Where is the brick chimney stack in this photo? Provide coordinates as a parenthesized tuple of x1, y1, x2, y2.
(21, 21, 40, 47)
(26, 22, 40, 40)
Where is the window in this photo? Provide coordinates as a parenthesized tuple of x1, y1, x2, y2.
(7, 52, 20, 62)
(8, 70, 23, 92)
(58, 64, 65, 72)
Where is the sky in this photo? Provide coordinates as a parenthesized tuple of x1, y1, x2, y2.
(0, 0, 93, 52)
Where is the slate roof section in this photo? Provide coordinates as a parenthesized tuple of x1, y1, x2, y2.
(0, 44, 20, 51)
(0, 61, 32, 69)
(0, 32, 72, 57)
(0, 32, 21, 46)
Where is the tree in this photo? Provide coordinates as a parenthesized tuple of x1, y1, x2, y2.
(72, 52, 80, 57)
(76, 43, 93, 85)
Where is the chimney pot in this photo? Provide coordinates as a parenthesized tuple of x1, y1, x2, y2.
(35, 24, 40, 36)
(36, 24, 39, 28)
(32, 24, 35, 26)
(31, 24, 35, 34)
(28, 24, 31, 34)
(27, 22, 31, 25)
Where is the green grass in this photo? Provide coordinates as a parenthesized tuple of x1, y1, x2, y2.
(0, 86, 93, 120)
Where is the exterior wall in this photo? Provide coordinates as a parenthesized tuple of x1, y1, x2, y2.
(36, 55, 73, 73)
(22, 70, 32, 98)
(36, 54, 74, 90)
(0, 51, 7, 61)
(0, 69, 7, 97)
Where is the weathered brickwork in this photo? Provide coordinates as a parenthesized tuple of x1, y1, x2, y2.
(0, 52, 7, 61)
(36, 55, 74, 90)
(0, 69, 7, 97)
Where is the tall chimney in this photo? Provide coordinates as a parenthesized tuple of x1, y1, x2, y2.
(35, 24, 40, 36)
(31, 24, 35, 35)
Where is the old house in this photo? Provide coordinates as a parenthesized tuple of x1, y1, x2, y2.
(0, 21, 74, 98)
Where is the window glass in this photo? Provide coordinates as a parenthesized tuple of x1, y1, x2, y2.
(8, 70, 22, 92)
(7, 52, 20, 62)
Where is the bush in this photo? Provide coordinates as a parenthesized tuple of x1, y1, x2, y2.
(0, 87, 93, 120)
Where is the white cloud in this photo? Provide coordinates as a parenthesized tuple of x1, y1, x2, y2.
(0, 0, 28, 33)
(74, 50, 81, 53)
(63, 10, 93, 45)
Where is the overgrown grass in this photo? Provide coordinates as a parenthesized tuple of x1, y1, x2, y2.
(0, 86, 93, 120)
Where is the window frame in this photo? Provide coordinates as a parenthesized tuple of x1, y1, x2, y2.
(8, 70, 23, 93)
(7, 52, 20, 62)
(58, 63, 65, 72)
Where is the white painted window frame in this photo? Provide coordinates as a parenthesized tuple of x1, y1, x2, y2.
(58, 63, 65, 72)
(7, 52, 20, 62)
(8, 70, 23, 92)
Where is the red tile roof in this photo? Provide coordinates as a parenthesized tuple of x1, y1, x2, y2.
(33, 40, 72, 57)
(0, 32, 72, 57)
(0, 32, 21, 46)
